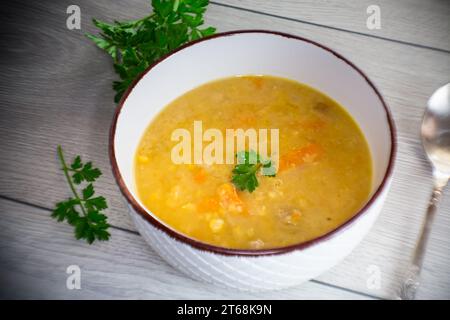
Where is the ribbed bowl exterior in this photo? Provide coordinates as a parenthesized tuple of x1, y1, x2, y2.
(127, 183, 389, 291)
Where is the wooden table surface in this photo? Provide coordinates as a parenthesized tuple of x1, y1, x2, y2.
(0, 0, 449, 299)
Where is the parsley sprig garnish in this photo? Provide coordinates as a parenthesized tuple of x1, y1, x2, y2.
(52, 146, 110, 244)
(87, 0, 216, 102)
(232, 151, 275, 193)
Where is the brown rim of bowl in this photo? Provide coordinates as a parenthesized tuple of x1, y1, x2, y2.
(109, 30, 397, 257)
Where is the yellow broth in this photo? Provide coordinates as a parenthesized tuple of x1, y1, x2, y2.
(134, 76, 372, 249)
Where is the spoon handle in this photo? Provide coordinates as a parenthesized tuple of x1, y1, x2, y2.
(397, 176, 447, 299)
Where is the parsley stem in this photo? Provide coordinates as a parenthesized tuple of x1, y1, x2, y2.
(57, 145, 87, 217)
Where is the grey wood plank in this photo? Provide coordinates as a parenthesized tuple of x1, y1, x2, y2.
(0, 198, 372, 299)
(213, 0, 450, 52)
(0, 0, 449, 299)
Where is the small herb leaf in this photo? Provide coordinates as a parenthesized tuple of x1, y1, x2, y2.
(85, 196, 108, 212)
(72, 161, 102, 185)
(71, 156, 82, 170)
(231, 151, 275, 193)
(82, 183, 95, 200)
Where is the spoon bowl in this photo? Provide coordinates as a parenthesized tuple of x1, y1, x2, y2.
(422, 84, 450, 176)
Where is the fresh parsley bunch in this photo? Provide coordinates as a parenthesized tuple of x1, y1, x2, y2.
(87, 0, 216, 102)
(52, 146, 110, 244)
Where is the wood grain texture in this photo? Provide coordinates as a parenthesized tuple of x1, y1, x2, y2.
(0, 198, 372, 299)
(212, 0, 450, 52)
(0, 0, 449, 299)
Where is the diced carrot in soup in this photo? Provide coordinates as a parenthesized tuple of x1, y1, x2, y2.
(197, 197, 219, 213)
(192, 167, 207, 183)
(278, 143, 322, 172)
(217, 183, 245, 213)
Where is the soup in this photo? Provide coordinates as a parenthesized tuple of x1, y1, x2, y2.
(134, 76, 372, 249)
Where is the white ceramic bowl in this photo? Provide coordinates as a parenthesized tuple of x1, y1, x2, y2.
(110, 30, 396, 291)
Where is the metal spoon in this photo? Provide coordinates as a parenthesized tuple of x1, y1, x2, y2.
(398, 83, 450, 299)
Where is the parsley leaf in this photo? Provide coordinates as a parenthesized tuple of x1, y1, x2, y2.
(231, 151, 275, 193)
(52, 146, 110, 244)
(87, 0, 216, 103)
(70, 160, 102, 185)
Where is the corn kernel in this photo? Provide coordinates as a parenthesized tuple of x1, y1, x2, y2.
(209, 218, 224, 233)
(138, 155, 149, 163)
(249, 239, 264, 249)
(181, 202, 196, 212)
